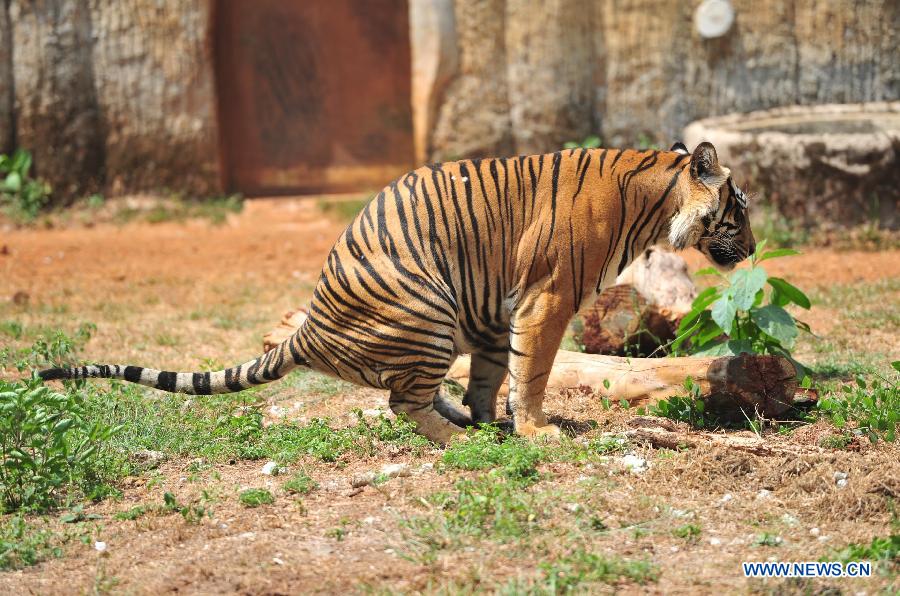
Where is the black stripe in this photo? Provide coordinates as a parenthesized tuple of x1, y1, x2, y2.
(124, 366, 143, 383)
(192, 372, 211, 395)
(156, 371, 177, 392)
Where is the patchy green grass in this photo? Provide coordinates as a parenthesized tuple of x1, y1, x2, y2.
(833, 534, 899, 577)
(0, 515, 62, 570)
(816, 368, 899, 443)
(538, 549, 659, 591)
(239, 488, 274, 508)
(316, 196, 371, 223)
(115, 194, 244, 226)
(282, 470, 317, 495)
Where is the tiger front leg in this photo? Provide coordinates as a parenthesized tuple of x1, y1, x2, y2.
(507, 289, 570, 439)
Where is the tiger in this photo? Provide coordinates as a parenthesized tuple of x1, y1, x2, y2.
(40, 141, 756, 444)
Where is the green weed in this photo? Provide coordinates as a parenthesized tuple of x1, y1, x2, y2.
(539, 549, 659, 591)
(0, 149, 52, 222)
(239, 488, 274, 508)
(816, 365, 899, 443)
(282, 471, 317, 495)
(0, 514, 61, 570)
(0, 377, 124, 512)
(317, 197, 371, 223)
(563, 135, 602, 150)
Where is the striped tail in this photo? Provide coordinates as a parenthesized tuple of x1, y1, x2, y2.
(37, 329, 310, 395)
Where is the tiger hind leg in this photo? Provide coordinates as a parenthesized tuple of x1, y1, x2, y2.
(463, 350, 509, 425)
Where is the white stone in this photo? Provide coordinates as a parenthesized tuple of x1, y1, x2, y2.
(709, 537, 722, 546)
(380, 463, 411, 478)
(94, 541, 107, 552)
(620, 454, 648, 474)
(273, 557, 285, 566)
(809, 527, 820, 536)
(261, 461, 279, 476)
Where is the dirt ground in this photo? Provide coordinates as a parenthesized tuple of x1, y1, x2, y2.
(0, 199, 898, 594)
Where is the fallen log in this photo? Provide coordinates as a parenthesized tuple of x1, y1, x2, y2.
(263, 309, 814, 421)
(449, 351, 809, 420)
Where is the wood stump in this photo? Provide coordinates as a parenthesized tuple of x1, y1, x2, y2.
(581, 248, 696, 356)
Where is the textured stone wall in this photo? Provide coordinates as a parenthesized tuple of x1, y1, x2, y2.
(3, 0, 897, 200)
(9, 0, 105, 198)
(424, 0, 900, 158)
(5, 0, 219, 202)
(0, 0, 14, 155)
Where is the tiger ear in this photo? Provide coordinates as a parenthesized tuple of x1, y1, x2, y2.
(690, 142, 729, 188)
(670, 142, 689, 155)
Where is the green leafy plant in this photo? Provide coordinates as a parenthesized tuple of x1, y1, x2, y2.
(0, 149, 52, 221)
(673, 241, 810, 367)
(648, 377, 713, 429)
(282, 470, 317, 495)
(0, 378, 122, 512)
(563, 135, 602, 149)
(239, 488, 274, 507)
(816, 363, 899, 443)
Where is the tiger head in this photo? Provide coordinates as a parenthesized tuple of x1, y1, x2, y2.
(667, 141, 756, 271)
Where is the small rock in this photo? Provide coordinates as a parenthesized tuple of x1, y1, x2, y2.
(261, 461, 280, 476)
(565, 503, 582, 513)
(268, 405, 286, 418)
(720, 493, 733, 504)
(272, 557, 285, 566)
(809, 527, 820, 536)
(670, 546, 679, 553)
(818, 535, 830, 542)
(834, 472, 849, 488)
(380, 463, 410, 478)
(184, 457, 206, 470)
(362, 516, 377, 525)
(361, 408, 384, 418)
(11, 290, 29, 306)
(416, 462, 434, 474)
(350, 472, 377, 488)
(132, 449, 166, 470)
(756, 489, 772, 500)
(620, 454, 648, 474)
(238, 532, 255, 540)
(781, 513, 799, 526)
(94, 541, 107, 552)
(709, 537, 722, 546)
(670, 508, 691, 519)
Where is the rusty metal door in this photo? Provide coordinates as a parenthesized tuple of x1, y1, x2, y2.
(214, 1, 414, 196)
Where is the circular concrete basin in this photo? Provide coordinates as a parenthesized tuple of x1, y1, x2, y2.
(684, 102, 900, 230)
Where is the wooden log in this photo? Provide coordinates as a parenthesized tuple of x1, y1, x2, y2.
(448, 350, 806, 420)
(263, 308, 812, 420)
